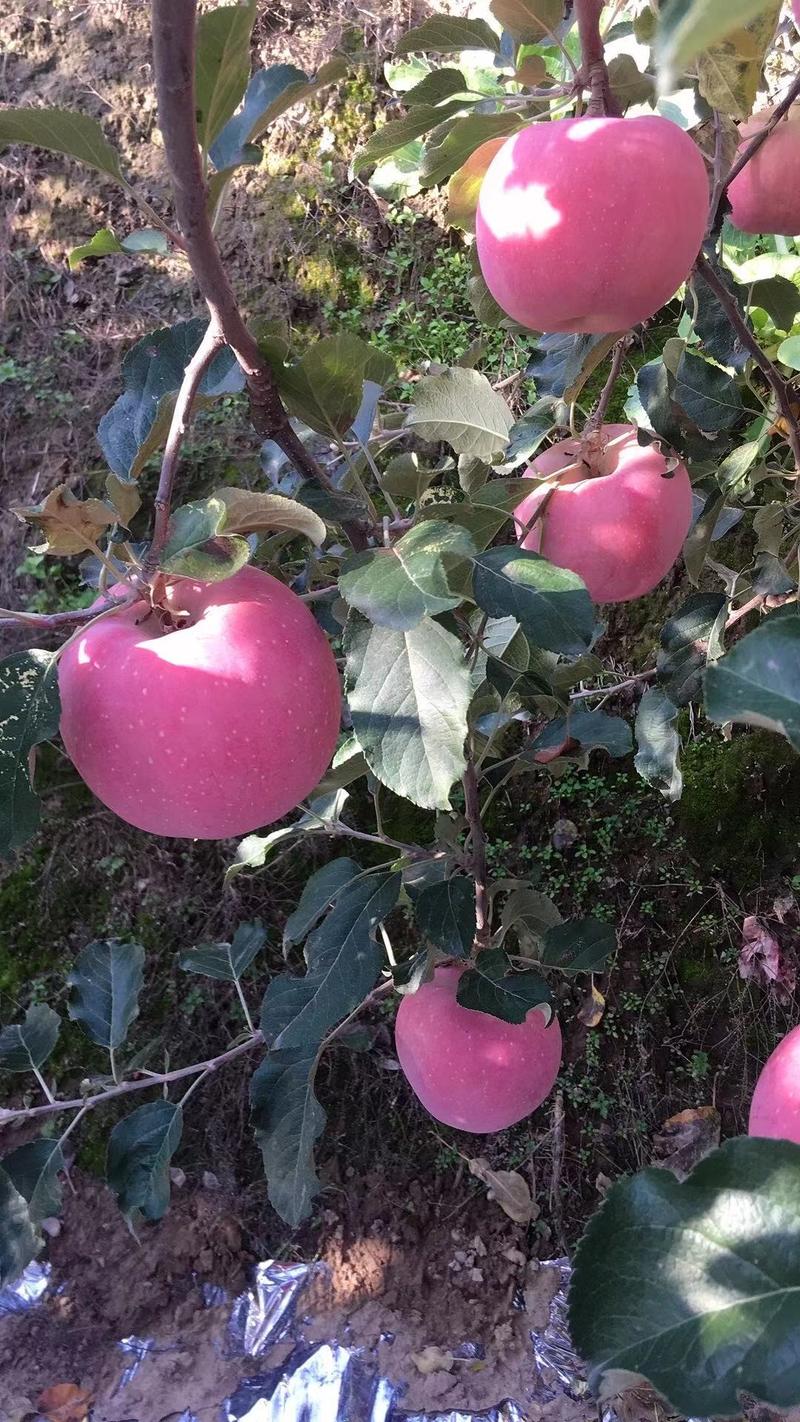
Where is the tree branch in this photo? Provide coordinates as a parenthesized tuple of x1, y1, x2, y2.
(584, 335, 630, 437)
(463, 759, 491, 953)
(0, 592, 137, 632)
(695, 252, 800, 473)
(574, 0, 621, 117)
(709, 73, 800, 235)
(144, 317, 225, 573)
(149, 0, 369, 550)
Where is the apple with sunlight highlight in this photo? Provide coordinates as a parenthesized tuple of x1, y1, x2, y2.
(728, 105, 800, 236)
(58, 565, 341, 839)
(475, 115, 708, 334)
(514, 423, 693, 603)
(749, 1024, 800, 1144)
(395, 964, 562, 1132)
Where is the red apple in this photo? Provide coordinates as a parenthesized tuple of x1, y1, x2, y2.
(728, 105, 800, 236)
(749, 1024, 800, 1144)
(58, 566, 341, 839)
(395, 964, 562, 1132)
(793, 0, 800, 30)
(475, 115, 708, 334)
(514, 423, 693, 603)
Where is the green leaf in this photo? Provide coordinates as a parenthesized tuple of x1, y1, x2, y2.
(278, 334, 394, 437)
(395, 15, 501, 54)
(68, 227, 123, 269)
(158, 496, 251, 580)
(283, 858, 363, 948)
(684, 490, 726, 587)
(344, 612, 471, 810)
(541, 918, 616, 973)
(261, 872, 401, 1049)
(405, 67, 469, 105)
(352, 103, 466, 174)
(98, 319, 244, 479)
(634, 687, 682, 801)
(67, 939, 145, 1051)
(655, 0, 780, 90)
(106, 1100, 183, 1222)
(0, 107, 126, 183)
(657, 592, 726, 705)
(505, 400, 559, 467)
(339, 520, 476, 630)
(370, 141, 426, 201)
(414, 876, 476, 958)
(777, 334, 800, 371)
(472, 548, 594, 657)
(225, 794, 351, 882)
(689, 265, 748, 372)
(0, 1167, 39, 1288)
(211, 58, 347, 171)
(0, 1005, 60, 1073)
(405, 367, 514, 460)
(456, 947, 553, 1023)
(195, 1, 256, 152)
(499, 887, 562, 951)
(674, 350, 744, 431)
(569, 1136, 800, 1415)
(251, 1046, 325, 1225)
(607, 53, 656, 109)
(695, 4, 781, 119)
(489, 0, 565, 42)
(180, 921, 266, 982)
(216, 487, 325, 544)
(295, 483, 371, 527)
(0, 649, 60, 858)
(120, 229, 170, 256)
(529, 708, 632, 759)
(705, 608, 800, 750)
(527, 332, 623, 403)
(2, 1141, 64, 1224)
(420, 112, 522, 187)
(749, 278, 800, 330)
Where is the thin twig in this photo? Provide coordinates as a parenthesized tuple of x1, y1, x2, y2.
(695, 252, 800, 473)
(574, 0, 621, 117)
(710, 73, 800, 234)
(149, 0, 369, 550)
(463, 758, 491, 952)
(0, 595, 134, 632)
(144, 318, 225, 572)
(583, 335, 630, 437)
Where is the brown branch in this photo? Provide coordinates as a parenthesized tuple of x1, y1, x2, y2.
(574, 0, 621, 118)
(0, 591, 137, 633)
(149, 0, 369, 550)
(463, 759, 491, 953)
(584, 335, 630, 437)
(695, 252, 800, 473)
(710, 72, 800, 235)
(144, 317, 225, 573)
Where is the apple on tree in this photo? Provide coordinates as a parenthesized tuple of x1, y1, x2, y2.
(58, 565, 341, 839)
(475, 116, 709, 334)
(514, 423, 693, 604)
(728, 105, 800, 236)
(395, 964, 562, 1132)
(749, 1024, 800, 1144)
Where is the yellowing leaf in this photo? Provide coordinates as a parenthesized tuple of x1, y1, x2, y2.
(36, 1383, 93, 1422)
(696, 3, 782, 119)
(447, 136, 506, 231)
(214, 487, 327, 545)
(468, 1156, 538, 1223)
(105, 473, 141, 527)
(578, 981, 606, 1028)
(12, 484, 115, 556)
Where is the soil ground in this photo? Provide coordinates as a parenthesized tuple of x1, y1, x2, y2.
(1, 3, 800, 1418)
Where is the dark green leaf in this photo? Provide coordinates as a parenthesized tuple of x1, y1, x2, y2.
(0, 1005, 60, 1073)
(98, 319, 244, 479)
(67, 939, 145, 1051)
(684, 490, 726, 586)
(295, 483, 371, 526)
(473, 547, 594, 657)
(283, 859, 363, 948)
(705, 607, 800, 750)
(0, 107, 125, 183)
(420, 113, 522, 187)
(0, 1167, 39, 1288)
(752, 551, 797, 598)
(527, 333, 620, 402)
(195, 1, 256, 152)
(405, 67, 469, 105)
(749, 276, 800, 329)
(529, 708, 632, 759)
(414, 876, 476, 958)
(634, 687, 682, 800)
(339, 520, 476, 630)
(2, 1141, 64, 1223)
(395, 15, 501, 54)
(106, 1100, 183, 1221)
(657, 592, 727, 705)
(570, 1136, 800, 1415)
(541, 918, 616, 973)
(352, 103, 466, 173)
(0, 649, 60, 857)
(689, 265, 748, 371)
(209, 61, 307, 168)
(180, 921, 266, 982)
(261, 872, 401, 1049)
(405, 366, 514, 460)
(251, 1046, 325, 1226)
(158, 497, 251, 581)
(632, 358, 685, 449)
(673, 350, 744, 431)
(344, 611, 471, 810)
(499, 887, 562, 951)
(278, 334, 394, 437)
(456, 946, 553, 1023)
(505, 399, 559, 468)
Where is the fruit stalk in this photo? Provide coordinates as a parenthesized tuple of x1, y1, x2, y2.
(463, 757, 491, 953)
(149, 0, 370, 550)
(574, 0, 620, 118)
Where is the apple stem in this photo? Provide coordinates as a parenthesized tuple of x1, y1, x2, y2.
(708, 71, 800, 237)
(463, 757, 491, 955)
(574, 0, 620, 119)
(149, 0, 370, 552)
(695, 252, 800, 475)
(582, 335, 631, 451)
